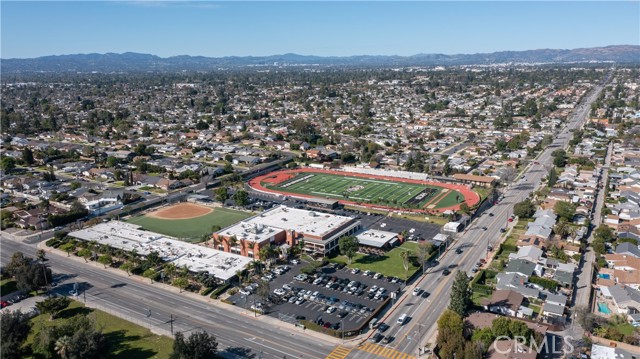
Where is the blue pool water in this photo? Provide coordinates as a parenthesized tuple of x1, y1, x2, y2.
(598, 303, 611, 314)
(598, 273, 611, 279)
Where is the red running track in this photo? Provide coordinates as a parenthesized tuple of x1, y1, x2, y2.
(248, 168, 480, 214)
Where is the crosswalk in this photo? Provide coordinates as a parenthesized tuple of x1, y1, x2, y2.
(325, 345, 352, 359)
(357, 343, 415, 359)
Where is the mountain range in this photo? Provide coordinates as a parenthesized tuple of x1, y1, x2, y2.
(2, 45, 639, 73)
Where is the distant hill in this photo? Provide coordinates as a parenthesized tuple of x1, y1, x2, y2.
(2, 45, 639, 73)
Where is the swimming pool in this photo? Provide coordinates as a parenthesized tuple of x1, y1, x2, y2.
(598, 303, 611, 314)
(598, 273, 611, 279)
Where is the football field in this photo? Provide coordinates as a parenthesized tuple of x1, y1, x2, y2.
(267, 172, 460, 209)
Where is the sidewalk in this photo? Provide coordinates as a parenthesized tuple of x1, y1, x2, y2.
(38, 241, 352, 346)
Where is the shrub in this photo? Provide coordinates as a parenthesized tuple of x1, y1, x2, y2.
(210, 283, 231, 299)
(201, 286, 216, 296)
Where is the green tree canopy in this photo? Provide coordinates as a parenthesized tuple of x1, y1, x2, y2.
(170, 331, 218, 359)
(338, 236, 360, 264)
(513, 199, 536, 218)
(449, 270, 471, 317)
(35, 296, 71, 320)
(554, 201, 576, 221)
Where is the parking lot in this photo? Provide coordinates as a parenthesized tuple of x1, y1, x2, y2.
(228, 260, 403, 332)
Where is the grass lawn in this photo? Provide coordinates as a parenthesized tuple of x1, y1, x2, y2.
(330, 242, 420, 279)
(471, 291, 491, 306)
(0, 279, 18, 296)
(612, 323, 638, 336)
(267, 171, 465, 210)
(25, 300, 173, 359)
(127, 207, 252, 242)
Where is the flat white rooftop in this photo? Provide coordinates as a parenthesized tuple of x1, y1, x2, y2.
(218, 222, 281, 244)
(356, 229, 398, 248)
(246, 205, 354, 239)
(69, 221, 251, 281)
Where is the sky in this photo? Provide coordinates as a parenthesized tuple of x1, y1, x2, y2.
(1, 1, 639, 59)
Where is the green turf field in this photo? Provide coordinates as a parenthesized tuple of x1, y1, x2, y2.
(126, 207, 252, 242)
(266, 172, 463, 209)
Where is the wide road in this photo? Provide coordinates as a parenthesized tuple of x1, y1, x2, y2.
(345, 72, 611, 359)
(0, 238, 335, 359)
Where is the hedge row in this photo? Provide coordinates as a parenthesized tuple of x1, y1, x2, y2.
(210, 283, 231, 299)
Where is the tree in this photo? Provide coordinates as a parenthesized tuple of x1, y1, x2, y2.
(36, 249, 47, 262)
(416, 241, 434, 275)
(120, 262, 133, 276)
(173, 277, 189, 293)
(547, 167, 558, 187)
(36, 296, 71, 320)
(97, 254, 112, 268)
(214, 187, 229, 203)
(400, 250, 410, 282)
(448, 270, 471, 317)
(1, 157, 16, 172)
(59, 242, 76, 257)
(256, 280, 270, 309)
(232, 190, 249, 207)
(513, 199, 536, 218)
(170, 331, 218, 359)
(22, 148, 35, 165)
(78, 248, 92, 263)
(594, 225, 615, 243)
(54, 336, 72, 359)
(554, 201, 576, 221)
(1, 310, 32, 359)
(437, 310, 465, 359)
(143, 269, 156, 283)
(338, 236, 359, 264)
(459, 202, 470, 215)
(553, 219, 571, 238)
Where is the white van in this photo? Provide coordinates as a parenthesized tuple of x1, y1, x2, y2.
(369, 318, 379, 329)
(397, 314, 409, 325)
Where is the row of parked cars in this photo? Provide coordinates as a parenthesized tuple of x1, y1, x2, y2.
(301, 272, 389, 301)
(348, 266, 404, 284)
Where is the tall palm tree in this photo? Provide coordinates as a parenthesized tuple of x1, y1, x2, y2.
(228, 235, 238, 249)
(554, 220, 570, 238)
(55, 335, 72, 359)
(400, 251, 410, 283)
(164, 263, 177, 281)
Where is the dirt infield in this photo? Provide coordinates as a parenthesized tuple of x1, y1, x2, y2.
(248, 168, 481, 214)
(147, 203, 213, 220)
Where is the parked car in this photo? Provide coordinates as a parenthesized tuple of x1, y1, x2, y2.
(373, 273, 383, 280)
(291, 259, 300, 265)
(351, 268, 360, 274)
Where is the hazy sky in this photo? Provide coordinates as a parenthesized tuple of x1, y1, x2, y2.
(1, 1, 638, 58)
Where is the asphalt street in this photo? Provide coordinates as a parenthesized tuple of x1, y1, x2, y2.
(0, 238, 336, 359)
(344, 72, 611, 359)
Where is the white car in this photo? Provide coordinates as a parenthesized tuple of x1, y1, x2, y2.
(412, 287, 422, 296)
(351, 268, 360, 274)
(369, 285, 379, 293)
(373, 273, 383, 280)
(295, 297, 305, 305)
(326, 306, 337, 314)
(363, 270, 372, 276)
(239, 288, 251, 296)
(273, 288, 286, 296)
(283, 284, 293, 291)
(291, 259, 300, 265)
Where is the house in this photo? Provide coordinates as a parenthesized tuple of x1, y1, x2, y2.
(505, 259, 538, 278)
(553, 270, 575, 289)
(509, 245, 544, 263)
(452, 173, 496, 187)
(541, 301, 565, 322)
(496, 272, 540, 299)
(483, 290, 525, 317)
(608, 284, 640, 314)
(591, 344, 640, 359)
(616, 242, 640, 258)
(487, 340, 537, 359)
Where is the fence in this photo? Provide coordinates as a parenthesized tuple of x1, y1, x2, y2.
(83, 300, 175, 338)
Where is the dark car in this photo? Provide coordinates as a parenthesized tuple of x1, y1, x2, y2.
(382, 335, 393, 344)
(323, 322, 332, 328)
(455, 248, 462, 254)
(332, 322, 341, 330)
(295, 315, 306, 320)
(482, 226, 488, 231)
(377, 323, 390, 333)
(338, 311, 348, 318)
(488, 213, 494, 217)
(369, 333, 383, 343)
(500, 228, 506, 233)
(442, 269, 451, 276)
